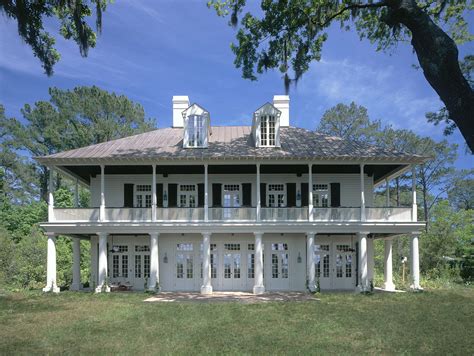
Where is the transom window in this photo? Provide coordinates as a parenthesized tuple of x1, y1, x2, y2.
(260, 115, 276, 146)
(179, 185, 197, 208)
(313, 184, 329, 207)
(224, 243, 241, 251)
(135, 245, 150, 252)
(187, 115, 206, 147)
(177, 243, 193, 251)
(135, 185, 152, 208)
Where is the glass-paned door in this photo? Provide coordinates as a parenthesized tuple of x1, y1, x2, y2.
(333, 244, 354, 289)
(223, 184, 240, 219)
(175, 243, 195, 290)
(267, 184, 285, 207)
(222, 243, 242, 290)
(179, 185, 197, 208)
(109, 245, 129, 284)
(133, 245, 150, 289)
(314, 244, 331, 290)
(267, 242, 290, 290)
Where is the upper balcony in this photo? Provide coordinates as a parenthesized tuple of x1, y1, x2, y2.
(51, 206, 413, 223)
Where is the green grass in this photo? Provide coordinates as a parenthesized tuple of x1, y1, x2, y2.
(1, 288, 473, 355)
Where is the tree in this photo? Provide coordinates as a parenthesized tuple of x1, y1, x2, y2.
(0, 0, 109, 76)
(317, 102, 381, 144)
(448, 169, 474, 210)
(0, 86, 156, 201)
(209, 0, 474, 152)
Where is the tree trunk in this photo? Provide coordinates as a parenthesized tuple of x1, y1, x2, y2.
(385, 0, 474, 152)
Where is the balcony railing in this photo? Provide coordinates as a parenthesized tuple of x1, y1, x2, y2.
(52, 206, 413, 223)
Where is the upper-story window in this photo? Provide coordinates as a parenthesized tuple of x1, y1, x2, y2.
(260, 115, 276, 146)
(313, 184, 329, 207)
(136, 184, 152, 208)
(187, 115, 206, 147)
(268, 184, 286, 207)
(183, 104, 210, 148)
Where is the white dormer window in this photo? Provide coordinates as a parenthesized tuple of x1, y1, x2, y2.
(260, 115, 276, 146)
(252, 103, 281, 148)
(187, 115, 205, 147)
(182, 103, 210, 148)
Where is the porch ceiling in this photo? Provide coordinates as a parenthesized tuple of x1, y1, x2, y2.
(58, 163, 406, 186)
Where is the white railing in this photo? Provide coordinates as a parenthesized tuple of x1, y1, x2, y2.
(156, 208, 204, 221)
(260, 207, 308, 221)
(366, 207, 412, 222)
(51, 206, 414, 222)
(53, 208, 100, 222)
(312, 207, 361, 221)
(209, 207, 256, 221)
(105, 208, 152, 222)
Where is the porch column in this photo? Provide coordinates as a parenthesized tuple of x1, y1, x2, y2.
(148, 232, 159, 291)
(256, 163, 261, 221)
(42, 232, 60, 293)
(48, 167, 55, 222)
(201, 232, 213, 294)
(253, 232, 265, 294)
(308, 164, 313, 221)
(74, 179, 79, 208)
(385, 178, 390, 206)
(367, 237, 374, 285)
(410, 232, 422, 290)
(152, 164, 157, 222)
(306, 232, 316, 291)
(70, 237, 82, 291)
(383, 238, 396, 291)
(360, 164, 366, 221)
(100, 164, 106, 222)
(204, 163, 209, 221)
(95, 232, 110, 293)
(358, 232, 369, 292)
(412, 165, 417, 221)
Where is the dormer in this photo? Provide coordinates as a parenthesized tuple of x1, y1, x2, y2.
(252, 103, 282, 147)
(182, 103, 210, 148)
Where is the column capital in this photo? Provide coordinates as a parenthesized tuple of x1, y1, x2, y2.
(253, 231, 264, 238)
(45, 232, 56, 238)
(202, 231, 212, 238)
(358, 231, 370, 237)
(306, 231, 316, 237)
(411, 231, 422, 237)
(97, 231, 108, 238)
(149, 231, 160, 238)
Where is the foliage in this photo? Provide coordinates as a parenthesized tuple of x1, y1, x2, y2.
(0, 1, 109, 75)
(447, 169, 474, 210)
(0, 87, 155, 201)
(317, 102, 381, 145)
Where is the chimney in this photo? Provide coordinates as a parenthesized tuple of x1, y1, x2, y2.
(172, 96, 190, 127)
(273, 95, 290, 127)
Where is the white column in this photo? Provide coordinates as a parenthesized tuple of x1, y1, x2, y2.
(70, 237, 82, 291)
(96, 232, 109, 293)
(201, 232, 213, 294)
(256, 163, 261, 221)
(90, 235, 98, 290)
(152, 164, 157, 222)
(367, 237, 374, 285)
(48, 167, 55, 222)
(410, 232, 421, 290)
(308, 164, 313, 221)
(253, 232, 265, 294)
(358, 232, 369, 292)
(360, 164, 366, 221)
(100, 164, 106, 222)
(74, 179, 79, 208)
(43, 233, 60, 293)
(307, 232, 316, 291)
(204, 164, 209, 221)
(412, 165, 417, 221)
(385, 178, 390, 206)
(383, 238, 395, 291)
(148, 232, 159, 291)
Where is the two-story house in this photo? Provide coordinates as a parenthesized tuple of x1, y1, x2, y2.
(37, 95, 426, 294)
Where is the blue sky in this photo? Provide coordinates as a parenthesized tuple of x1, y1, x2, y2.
(0, 0, 472, 169)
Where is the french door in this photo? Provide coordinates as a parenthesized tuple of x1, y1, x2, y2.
(221, 243, 242, 290)
(267, 242, 290, 290)
(175, 243, 196, 290)
(133, 245, 150, 289)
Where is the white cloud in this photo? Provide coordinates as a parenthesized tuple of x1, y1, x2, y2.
(298, 58, 442, 134)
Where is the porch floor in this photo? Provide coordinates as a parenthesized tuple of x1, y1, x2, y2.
(144, 291, 317, 303)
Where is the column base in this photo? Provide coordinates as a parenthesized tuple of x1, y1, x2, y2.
(43, 284, 60, 293)
(410, 284, 423, 291)
(383, 282, 396, 292)
(70, 283, 82, 291)
(357, 284, 369, 293)
(253, 285, 265, 295)
(200, 285, 213, 295)
(95, 285, 111, 293)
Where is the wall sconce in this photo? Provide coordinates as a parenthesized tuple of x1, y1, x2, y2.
(163, 253, 168, 263)
(296, 190, 301, 201)
(163, 190, 168, 201)
(297, 252, 302, 263)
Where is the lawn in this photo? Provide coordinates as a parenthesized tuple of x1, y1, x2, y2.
(0, 288, 473, 355)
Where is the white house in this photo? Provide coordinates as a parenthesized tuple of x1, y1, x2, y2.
(37, 95, 426, 294)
